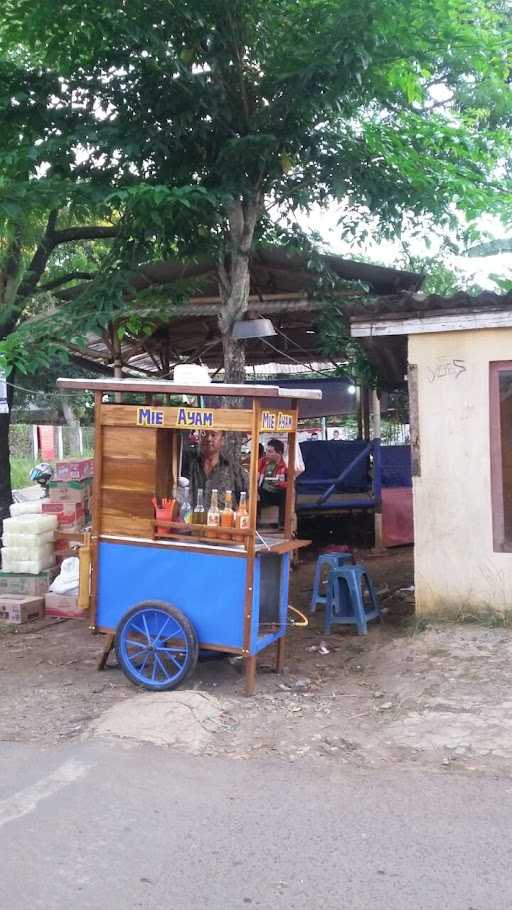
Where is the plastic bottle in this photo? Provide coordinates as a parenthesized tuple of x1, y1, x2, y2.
(180, 484, 193, 524)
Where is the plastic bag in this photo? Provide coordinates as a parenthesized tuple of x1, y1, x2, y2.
(49, 557, 80, 595)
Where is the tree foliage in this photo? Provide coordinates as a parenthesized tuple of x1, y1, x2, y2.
(0, 0, 510, 497)
(2, 0, 512, 376)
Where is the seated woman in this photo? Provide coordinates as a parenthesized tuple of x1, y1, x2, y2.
(258, 438, 288, 528)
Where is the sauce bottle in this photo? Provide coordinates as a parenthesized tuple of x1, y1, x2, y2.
(207, 489, 220, 536)
(220, 489, 235, 541)
(235, 491, 250, 530)
(192, 488, 205, 526)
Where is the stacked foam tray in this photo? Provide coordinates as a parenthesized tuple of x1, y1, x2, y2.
(2, 503, 58, 575)
(0, 501, 58, 624)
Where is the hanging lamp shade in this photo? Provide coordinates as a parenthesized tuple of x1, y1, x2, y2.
(232, 317, 277, 340)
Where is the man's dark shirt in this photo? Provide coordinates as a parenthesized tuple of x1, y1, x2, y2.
(188, 453, 248, 510)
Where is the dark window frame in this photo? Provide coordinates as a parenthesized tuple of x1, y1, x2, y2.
(490, 361, 512, 552)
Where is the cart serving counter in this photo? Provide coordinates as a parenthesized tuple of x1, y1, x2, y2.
(57, 378, 321, 694)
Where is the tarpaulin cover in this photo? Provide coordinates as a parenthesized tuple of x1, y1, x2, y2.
(381, 445, 412, 488)
(382, 487, 414, 547)
(296, 440, 371, 493)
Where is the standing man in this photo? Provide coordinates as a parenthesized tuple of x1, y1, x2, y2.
(188, 430, 248, 510)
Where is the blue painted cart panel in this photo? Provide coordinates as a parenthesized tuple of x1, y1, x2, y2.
(251, 552, 290, 652)
(97, 541, 248, 649)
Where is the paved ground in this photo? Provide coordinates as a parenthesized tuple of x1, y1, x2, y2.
(1, 738, 512, 910)
(2, 547, 512, 907)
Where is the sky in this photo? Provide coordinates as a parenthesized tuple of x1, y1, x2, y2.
(300, 205, 512, 292)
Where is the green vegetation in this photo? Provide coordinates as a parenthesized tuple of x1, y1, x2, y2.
(0, 0, 511, 515)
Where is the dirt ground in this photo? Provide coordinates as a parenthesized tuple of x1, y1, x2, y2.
(2, 545, 512, 777)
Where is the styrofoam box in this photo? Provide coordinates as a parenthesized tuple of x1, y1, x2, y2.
(2, 544, 54, 562)
(3, 530, 55, 547)
(2, 553, 56, 574)
(10, 501, 43, 517)
(3, 515, 58, 534)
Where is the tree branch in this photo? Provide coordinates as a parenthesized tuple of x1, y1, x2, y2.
(35, 272, 97, 293)
(17, 209, 59, 300)
(52, 225, 118, 244)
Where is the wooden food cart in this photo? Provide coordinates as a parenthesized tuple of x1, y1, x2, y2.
(57, 378, 321, 694)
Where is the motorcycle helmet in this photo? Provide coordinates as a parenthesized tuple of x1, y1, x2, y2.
(30, 462, 54, 486)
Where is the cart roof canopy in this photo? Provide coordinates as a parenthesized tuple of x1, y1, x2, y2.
(57, 377, 322, 400)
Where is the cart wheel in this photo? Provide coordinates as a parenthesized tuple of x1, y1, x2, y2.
(115, 601, 198, 691)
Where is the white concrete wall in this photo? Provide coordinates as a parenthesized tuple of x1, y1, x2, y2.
(410, 327, 512, 616)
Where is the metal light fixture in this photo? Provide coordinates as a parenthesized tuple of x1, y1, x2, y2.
(232, 317, 277, 340)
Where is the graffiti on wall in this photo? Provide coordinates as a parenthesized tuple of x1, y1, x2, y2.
(426, 359, 466, 383)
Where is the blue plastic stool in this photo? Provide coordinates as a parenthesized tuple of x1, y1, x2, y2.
(324, 564, 382, 635)
(310, 552, 353, 613)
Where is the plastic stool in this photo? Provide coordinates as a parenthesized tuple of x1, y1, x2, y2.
(325, 564, 382, 635)
(310, 552, 353, 613)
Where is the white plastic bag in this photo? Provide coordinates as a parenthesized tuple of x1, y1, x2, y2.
(49, 557, 80, 595)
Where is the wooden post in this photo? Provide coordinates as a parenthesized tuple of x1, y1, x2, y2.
(244, 655, 257, 696)
(363, 386, 370, 440)
(32, 425, 39, 460)
(372, 388, 383, 550)
(57, 426, 64, 459)
(242, 400, 261, 694)
(276, 636, 285, 674)
(356, 386, 363, 439)
(78, 531, 91, 613)
(284, 400, 297, 539)
(90, 391, 104, 629)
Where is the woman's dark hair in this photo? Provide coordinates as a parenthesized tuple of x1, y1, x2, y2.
(258, 443, 265, 458)
(267, 438, 284, 455)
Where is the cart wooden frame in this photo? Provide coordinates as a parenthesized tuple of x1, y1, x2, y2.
(57, 378, 322, 694)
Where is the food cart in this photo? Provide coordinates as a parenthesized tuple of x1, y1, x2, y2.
(57, 377, 321, 694)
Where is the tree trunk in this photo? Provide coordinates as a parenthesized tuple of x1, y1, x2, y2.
(217, 198, 260, 469)
(0, 380, 15, 523)
(61, 398, 81, 456)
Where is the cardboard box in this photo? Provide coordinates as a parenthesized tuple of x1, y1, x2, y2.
(44, 592, 83, 618)
(54, 458, 94, 483)
(0, 595, 45, 624)
(0, 567, 58, 596)
(42, 501, 85, 527)
(48, 478, 92, 504)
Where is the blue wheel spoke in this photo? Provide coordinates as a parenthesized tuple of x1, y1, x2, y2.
(151, 657, 158, 681)
(142, 614, 152, 644)
(168, 652, 184, 671)
(157, 616, 171, 639)
(130, 621, 146, 636)
(138, 653, 150, 676)
(156, 646, 186, 654)
(154, 653, 170, 681)
(126, 639, 147, 651)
